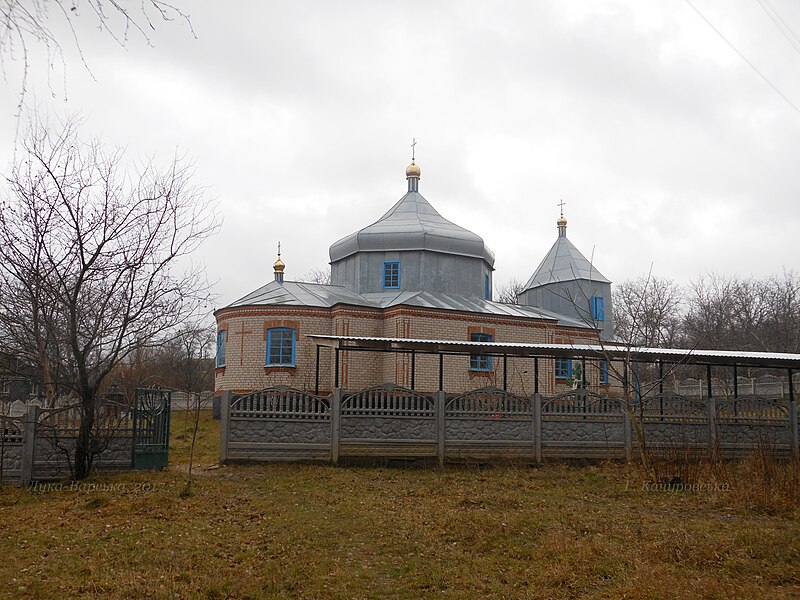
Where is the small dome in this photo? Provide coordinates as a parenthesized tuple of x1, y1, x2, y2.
(557, 215, 567, 227)
(406, 161, 421, 177)
(273, 257, 285, 272)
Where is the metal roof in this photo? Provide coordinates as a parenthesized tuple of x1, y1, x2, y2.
(328, 191, 495, 265)
(523, 234, 610, 290)
(308, 335, 800, 369)
(227, 280, 376, 309)
(221, 281, 592, 329)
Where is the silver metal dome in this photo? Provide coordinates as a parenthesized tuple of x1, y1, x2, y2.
(329, 191, 495, 266)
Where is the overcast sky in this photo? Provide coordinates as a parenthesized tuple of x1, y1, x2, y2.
(2, 0, 799, 312)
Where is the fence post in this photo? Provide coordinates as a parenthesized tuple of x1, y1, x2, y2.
(533, 393, 542, 464)
(20, 404, 39, 487)
(707, 397, 718, 458)
(219, 391, 231, 464)
(790, 400, 799, 461)
(436, 390, 446, 467)
(331, 388, 341, 466)
(623, 406, 632, 462)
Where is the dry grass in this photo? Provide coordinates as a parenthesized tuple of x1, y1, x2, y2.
(0, 412, 798, 599)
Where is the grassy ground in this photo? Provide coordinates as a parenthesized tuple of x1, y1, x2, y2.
(0, 411, 798, 599)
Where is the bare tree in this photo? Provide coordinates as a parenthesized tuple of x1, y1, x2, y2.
(305, 267, 331, 285)
(762, 270, 800, 354)
(2, 0, 194, 111)
(494, 277, 525, 305)
(613, 275, 684, 347)
(683, 273, 770, 351)
(0, 113, 217, 479)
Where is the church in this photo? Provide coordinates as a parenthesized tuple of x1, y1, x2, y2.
(214, 159, 614, 396)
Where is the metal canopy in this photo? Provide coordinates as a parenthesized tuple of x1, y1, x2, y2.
(308, 334, 800, 369)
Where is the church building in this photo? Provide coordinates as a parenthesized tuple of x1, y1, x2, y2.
(214, 159, 613, 396)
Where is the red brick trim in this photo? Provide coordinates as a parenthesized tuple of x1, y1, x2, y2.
(263, 320, 300, 340)
(264, 366, 297, 375)
(467, 325, 496, 338)
(468, 370, 495, 380)
(215, 306, 331, 319)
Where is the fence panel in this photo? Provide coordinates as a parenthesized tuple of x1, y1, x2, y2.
(715, 396, 792, 456)
(637, 394, 710, 451)
(227, 386, 331, 462)
(0, 416, 25, 483)
(445, 387, 534, 461)
(541, 390, 624, 459)
(339, 385, 436, 459)
(33, 404, 135, 480)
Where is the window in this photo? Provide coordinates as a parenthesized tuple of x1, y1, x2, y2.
(555, 357, 572, 380)
(591, 296, 605, 321)
(484, 272, 491, 300)
(470, 332, 493, 371)
(216, 330, 227, 368)
(599, 361, 609, 384)
(266, 327, 296, 366)
(383, 261, 400, 289)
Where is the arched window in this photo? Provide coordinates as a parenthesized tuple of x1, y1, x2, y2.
(599, 361, 609, 384)
(266, 327, 296, 366)
(216, 329, 227, 368)
(591, 296, 605, 321)
(555, 357, 572, 380)
(469, 332, 493, 371)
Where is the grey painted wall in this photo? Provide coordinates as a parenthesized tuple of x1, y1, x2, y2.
(331, 250, 493, 298)
(519, 279, 614, 340)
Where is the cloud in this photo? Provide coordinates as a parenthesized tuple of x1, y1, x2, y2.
(2, 0, 799, 307)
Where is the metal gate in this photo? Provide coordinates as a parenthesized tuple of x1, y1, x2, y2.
(133, 387, 171, 469)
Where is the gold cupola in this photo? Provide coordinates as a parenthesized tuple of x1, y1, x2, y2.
(406, 138, 421, 192)
(406, 161, 421, 178)
(273, 243, 285, 284)
(557, 215, 567, 238)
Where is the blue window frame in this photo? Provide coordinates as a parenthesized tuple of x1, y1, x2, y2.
(266, 327, 296, 366)
(383, 261, 400, 289)
(591, 296, 605, 321)
(555, 357, 572, 380)
(470, 332, 493, 371)
(216, 330, 227, 368)
(484, 272, 491, 300)
(599, 361, 609, 384)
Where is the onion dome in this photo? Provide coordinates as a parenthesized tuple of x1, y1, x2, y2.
(273, 244, 285, 284)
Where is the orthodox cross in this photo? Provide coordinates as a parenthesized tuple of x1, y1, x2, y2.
(277, 241, 281, 257)
(411, 137, 417, 161)
(558, 199, 566, 216)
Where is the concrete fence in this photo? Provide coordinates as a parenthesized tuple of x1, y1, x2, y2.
(673, 373, 800, 399)
(0, 404, 135, 486)
(169, 391, 214, 412)
(220, 385, 800, 465)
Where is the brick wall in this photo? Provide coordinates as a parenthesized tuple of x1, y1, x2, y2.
(214, 304, 603, 396)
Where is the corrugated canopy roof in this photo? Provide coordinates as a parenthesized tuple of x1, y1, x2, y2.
(308, 335, 800, 369)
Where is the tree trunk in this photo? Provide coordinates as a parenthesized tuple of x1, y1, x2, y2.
(74, 395, 96, 480)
